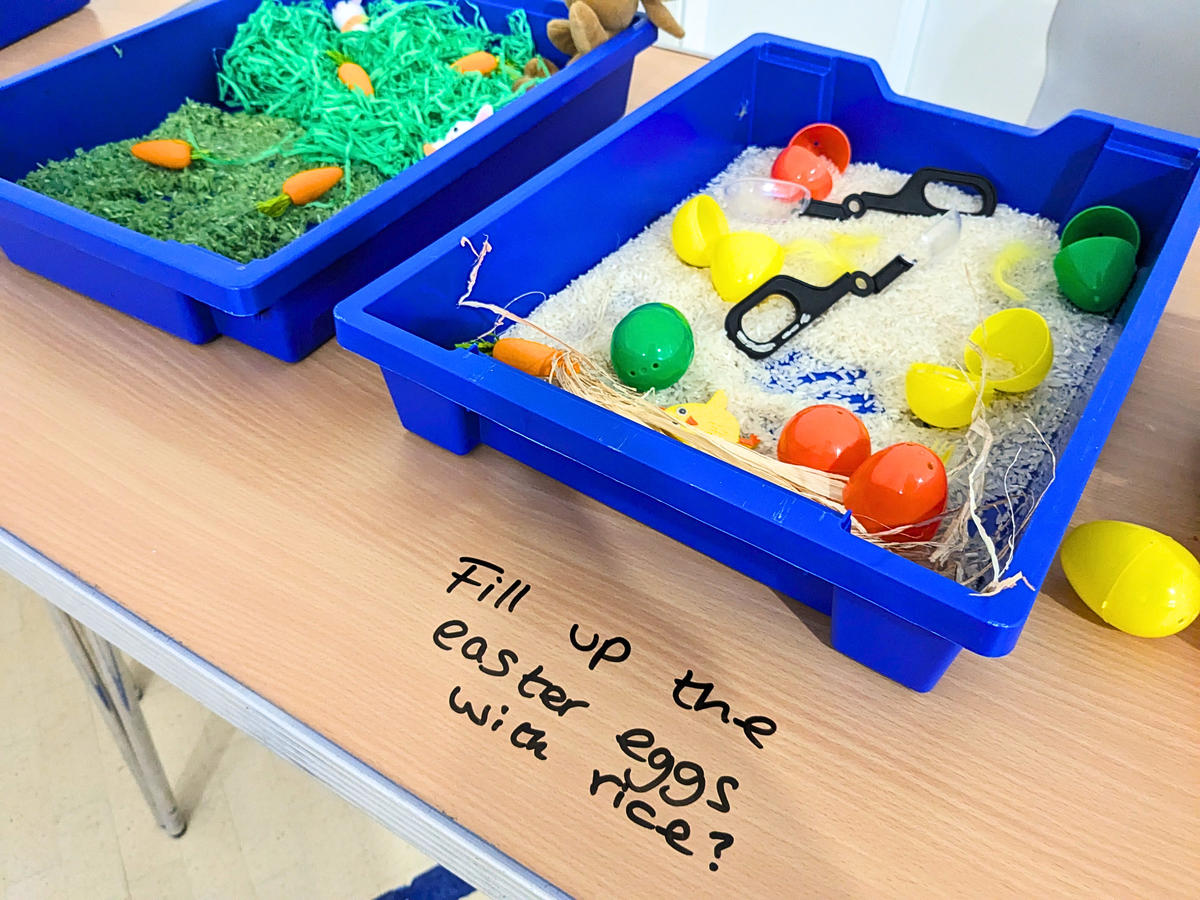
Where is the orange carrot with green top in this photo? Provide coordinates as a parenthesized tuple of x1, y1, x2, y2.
(131, 139, 197, 169)
(451, 51, 498, 75)
(256, 166, 344, 217)
(492, 338, 577, 377)
(327, 51, 374, 95)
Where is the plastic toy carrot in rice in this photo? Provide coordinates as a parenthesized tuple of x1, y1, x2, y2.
(130, 139, 228, 169)
(256, 166, 343, 216)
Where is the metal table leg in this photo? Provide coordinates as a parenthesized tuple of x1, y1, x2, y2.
(47, 604, 187, 837)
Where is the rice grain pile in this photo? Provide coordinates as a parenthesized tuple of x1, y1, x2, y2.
(504, 148, 1115, 586)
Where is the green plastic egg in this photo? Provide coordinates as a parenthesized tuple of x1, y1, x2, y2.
(610, 303, 694, 391)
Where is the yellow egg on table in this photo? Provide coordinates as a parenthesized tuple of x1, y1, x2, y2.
(1059, 521, 1200, 637)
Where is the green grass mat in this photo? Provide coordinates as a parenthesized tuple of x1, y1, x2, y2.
(20, 102, 387, 263)
(18, 0, 542, 263)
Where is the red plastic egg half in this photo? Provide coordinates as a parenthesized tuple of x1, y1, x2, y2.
(770, 123, 851, 201)
(842, 443, 948, 542)
(777, 404, 871, 476)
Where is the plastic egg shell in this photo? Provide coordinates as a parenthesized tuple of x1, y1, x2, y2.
(842, 443, 948, 542)
(1059, 521, 1200, 637)
(671, 195, 728, 267)
(610, 302, 695, 392)
(709, 231, 784, 302)
(777, 404, 871, 475)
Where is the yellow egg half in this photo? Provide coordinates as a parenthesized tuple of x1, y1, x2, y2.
(709, 231, 784, 302)
(671, 195, 728, 268)
(964, 307, 1053, 394)
(905, 363, 994, 429)
(1059, 521, 1200, 637)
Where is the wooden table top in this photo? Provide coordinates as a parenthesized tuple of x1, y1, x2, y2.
(3, 5, 1198, 897)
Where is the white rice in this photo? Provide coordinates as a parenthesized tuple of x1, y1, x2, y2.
(504, 148, 1114, 583)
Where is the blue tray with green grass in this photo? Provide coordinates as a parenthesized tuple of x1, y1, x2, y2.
(0, 0, 655, 361)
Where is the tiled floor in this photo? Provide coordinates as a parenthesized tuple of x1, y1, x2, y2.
(0, 573, 476, 900)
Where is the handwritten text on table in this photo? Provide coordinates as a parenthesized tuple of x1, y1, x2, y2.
(429, 555, 779, 873)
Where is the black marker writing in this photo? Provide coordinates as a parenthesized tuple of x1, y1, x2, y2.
(615, 728, 739, 815)
(448, 685, 489, 726)
(707, 776, 739, 814)
(517, 665, 590, 717)
(672, 670, 777, 749)
(433, 619, 520, 678)
(509, 722, 549, 760)
(590, 768, 698, 860)
(590, 769, 628, 808)
(708, 832, 734, 871)
(447, 686, 548, 761)
(595, 729, 742, 872)
(446, 557, 528, 612)
(568, 625, 632, 670)
(433, 620, 590, 718)
(616, 727, 655, 761)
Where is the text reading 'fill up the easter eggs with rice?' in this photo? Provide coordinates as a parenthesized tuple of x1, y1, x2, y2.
(429, 555, 780, 874)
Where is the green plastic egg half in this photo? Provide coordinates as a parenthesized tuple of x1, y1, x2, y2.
(610, 303, 694, 391)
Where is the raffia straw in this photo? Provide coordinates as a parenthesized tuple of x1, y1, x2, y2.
(451, 240, 1038, 582)
(552, 356, 853, 507)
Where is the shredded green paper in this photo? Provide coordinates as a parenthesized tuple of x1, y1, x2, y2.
(218, 0, 539, 176)
(19, 0, 542, 262)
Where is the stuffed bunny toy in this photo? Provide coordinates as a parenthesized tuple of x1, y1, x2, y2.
(548, 0, 685, 63)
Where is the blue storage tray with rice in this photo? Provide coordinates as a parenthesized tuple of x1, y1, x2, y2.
(0, 0, 655, 361)
(334, 35, 1200, 690)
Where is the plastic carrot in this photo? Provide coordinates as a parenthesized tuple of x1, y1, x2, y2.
(492, 338, 577, 377)
(131, 139, 203, 170)
(256, 166, 343, 217)
(327, 51, 374, 96)
(451, 51, 498, 76)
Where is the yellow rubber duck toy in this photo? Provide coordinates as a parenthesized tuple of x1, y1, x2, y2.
(664, 390, 760, 448)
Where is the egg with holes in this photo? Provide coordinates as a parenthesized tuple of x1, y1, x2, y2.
(842, 443, 947, 542)
(1059, 521, 1200, 637)
(610, 303, 694, 392)
(777, 404, 871, 475)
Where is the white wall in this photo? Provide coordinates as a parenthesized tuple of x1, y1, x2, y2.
(655, 0, 1058, 125)
(905, 0, 1058, 124)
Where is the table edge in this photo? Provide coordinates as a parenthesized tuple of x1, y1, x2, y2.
(1, 527, 568, 900)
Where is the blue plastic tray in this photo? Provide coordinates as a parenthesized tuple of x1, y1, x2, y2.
(0, 0, 654, 361)
(0, 0, 88, 48)
(334, 35, 1200, 690)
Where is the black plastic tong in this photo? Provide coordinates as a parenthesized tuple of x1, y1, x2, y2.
(724, 257, 914, 360)
(803, 167, 997, 221)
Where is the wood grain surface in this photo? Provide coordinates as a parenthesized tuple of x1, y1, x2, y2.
(2, 6, 1198, 897)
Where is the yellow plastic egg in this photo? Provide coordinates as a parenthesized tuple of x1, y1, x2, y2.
(709, 231, 784, 302)
(671, 195, 728, 267)
(964, 307, 1054, 394)
(905, 363, 994, 429)
(1059, 521, 1200, 637)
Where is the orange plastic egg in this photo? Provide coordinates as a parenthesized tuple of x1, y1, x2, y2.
(842, 443, 948, 542)
(771, 146, 837, 201)
(777, 404, 871, 476)
(770, 123, 850, 201)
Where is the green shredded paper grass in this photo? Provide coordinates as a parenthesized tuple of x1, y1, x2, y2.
(19, 0, 542, 263)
